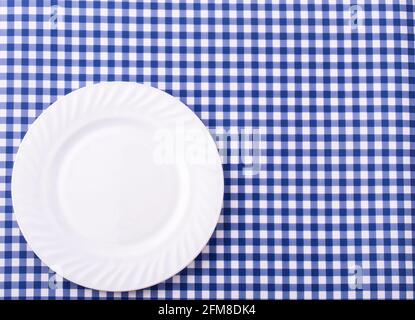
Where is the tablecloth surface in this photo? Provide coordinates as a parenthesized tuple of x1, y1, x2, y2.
(0, 0, 414, 299)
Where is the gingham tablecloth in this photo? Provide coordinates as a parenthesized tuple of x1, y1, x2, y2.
(0, 0, 414, 300)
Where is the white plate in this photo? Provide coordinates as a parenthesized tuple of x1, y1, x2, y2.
(11, 82, 224, 291)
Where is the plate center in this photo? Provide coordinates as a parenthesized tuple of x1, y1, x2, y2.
(55, 119, 181, 246)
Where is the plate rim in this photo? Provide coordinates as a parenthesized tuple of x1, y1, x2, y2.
(11, 81, 224, 291)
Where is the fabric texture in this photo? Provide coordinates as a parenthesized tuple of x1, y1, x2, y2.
(0, 1, 414, 299)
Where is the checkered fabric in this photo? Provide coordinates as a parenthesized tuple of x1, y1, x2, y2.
(0, 0, 414, 300)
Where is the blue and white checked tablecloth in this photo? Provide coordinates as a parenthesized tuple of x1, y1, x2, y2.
(0, 0, 414, 300)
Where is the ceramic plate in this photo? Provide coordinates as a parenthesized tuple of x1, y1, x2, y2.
(11, 82, 224, 291)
